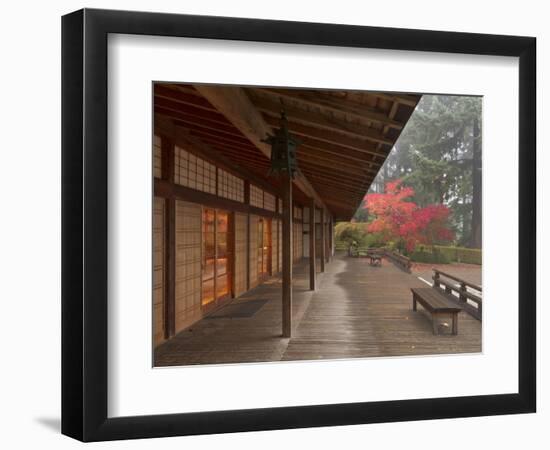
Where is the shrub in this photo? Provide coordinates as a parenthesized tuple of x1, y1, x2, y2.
(335, 242, 348, 251)
(432, 245, 482, 265)
(363, 232, 386, 248)
(410, 249, 450, 264)
(334, 222, 385, 249)
(455, 247, 482, 265)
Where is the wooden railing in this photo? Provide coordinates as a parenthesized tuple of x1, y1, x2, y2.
(346, 246, 412, 272)
(432, 269, 482, 320)
(383, 249, 412, 273)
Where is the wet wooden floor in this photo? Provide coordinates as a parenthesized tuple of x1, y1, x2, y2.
(154, 253, 481, 367)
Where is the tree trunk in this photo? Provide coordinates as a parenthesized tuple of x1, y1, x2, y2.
(469, 117, 482, 248)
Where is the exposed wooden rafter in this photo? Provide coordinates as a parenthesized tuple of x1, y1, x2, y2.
(263, 115, 387, 158)
(155, 83, 421, 220)
(257, 88, 404, 130)
(193, 85, 329, 212)
(250, 94, 394, 146)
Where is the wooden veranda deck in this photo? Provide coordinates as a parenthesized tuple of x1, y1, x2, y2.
(154, 253, 481, 366)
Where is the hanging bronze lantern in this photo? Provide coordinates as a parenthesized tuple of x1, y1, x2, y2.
(263, 111, 300, 179)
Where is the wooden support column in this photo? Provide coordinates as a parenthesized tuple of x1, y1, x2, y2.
(161, 137, 176, 339)
(331, 216, 335, 257)
(281, 172, 293, 338)
(244, 180, 250, 290)
(327, 218, 331, 263)
(276, 199, 280, 273)
(327, 215, 332, 262)
(309, 198, 316, 291)
(320, 208, 326, 273)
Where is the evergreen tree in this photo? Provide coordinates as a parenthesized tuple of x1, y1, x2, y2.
(355, 95, 482, 248)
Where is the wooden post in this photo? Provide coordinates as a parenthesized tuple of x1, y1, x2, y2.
(328, 215, 333, 261)
(320, 209, 326, 273)
(459, 282, 467, 303)
(332, 216, 336, 256)
(161, 137, 176, 339)
(433, 270, 440, 289)
(309, 198, 316, 291)
(282, 173, 293, 338)
(326, 216, 330, 264)
(244, 181, 250, 290)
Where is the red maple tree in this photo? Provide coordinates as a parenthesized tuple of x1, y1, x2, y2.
(365, 179, 454, 252)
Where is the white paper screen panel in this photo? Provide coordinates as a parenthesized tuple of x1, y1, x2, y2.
(152, 197, 164, 346)
(174, 200, 202, 334)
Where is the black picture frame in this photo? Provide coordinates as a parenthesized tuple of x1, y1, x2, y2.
(61, 8, 536, 442)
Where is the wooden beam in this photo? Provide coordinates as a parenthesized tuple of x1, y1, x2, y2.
(368, 91, 418, 107)
(281, 172, 293, 338)
(374, 100, 401, 160)
(193, 85, 329, 213)
(312, 187, 366, 201)
(184, 131, 258, 153)
(321, 196, 362, 209)
(320, 208, 326, 273)
(206, 146, 271, 167)
(154, 179, 282, 220)
(264, 115, 388, 159)
(154, 96, 230, 125)
(303, 174, 371, 195)
(155, 84, 219, 113)
(299, 164, 372, 189)
(299, 139, 384, 164)
(187, 129, 258, 150)
(155, 105, 239, 136)
(297, 150, 376, 174)
(251, 95, 393, 146)
(171, 116, 248, 142)
(168, 84, 204, 97)
(194, 85, 273, 157)
(309, 197, 316, 291)
(280, 121, 387, 160)
(257, 88, 404, 129)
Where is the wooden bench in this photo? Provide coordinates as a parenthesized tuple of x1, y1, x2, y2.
(411, 288, 462, 335)
(366, 250, 382, 266)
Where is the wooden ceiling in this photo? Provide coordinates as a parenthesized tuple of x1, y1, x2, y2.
(154, 83, 420, 220)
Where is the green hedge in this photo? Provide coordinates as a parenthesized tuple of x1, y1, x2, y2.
(410, 250, 451, 264)
(414, 245, 482, 265)
(335, 239, 482, 264)
(435, 245, 481, 265)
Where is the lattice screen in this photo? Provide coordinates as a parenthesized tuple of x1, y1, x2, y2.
(174, 200, 202, 334)
(218, 168, 244, 203)
(234, 213, 248, 297)
(264, 192, 276, 212)
(249, 215, 259, 288)
(174, 146, 216, 194)
(153, 197, 164, 346)
(154, 135, 162, 179)
(293, 222, 303, 261)
(271, 218, 278, 274)
(249, 185, 263, 208)
(278, 220, 282, 273)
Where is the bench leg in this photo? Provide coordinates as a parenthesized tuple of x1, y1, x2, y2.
(412, 296, 417, 312)
(452, 313, 458, 335)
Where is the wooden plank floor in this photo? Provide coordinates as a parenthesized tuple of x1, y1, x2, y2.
(154, 254, 481, 367)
